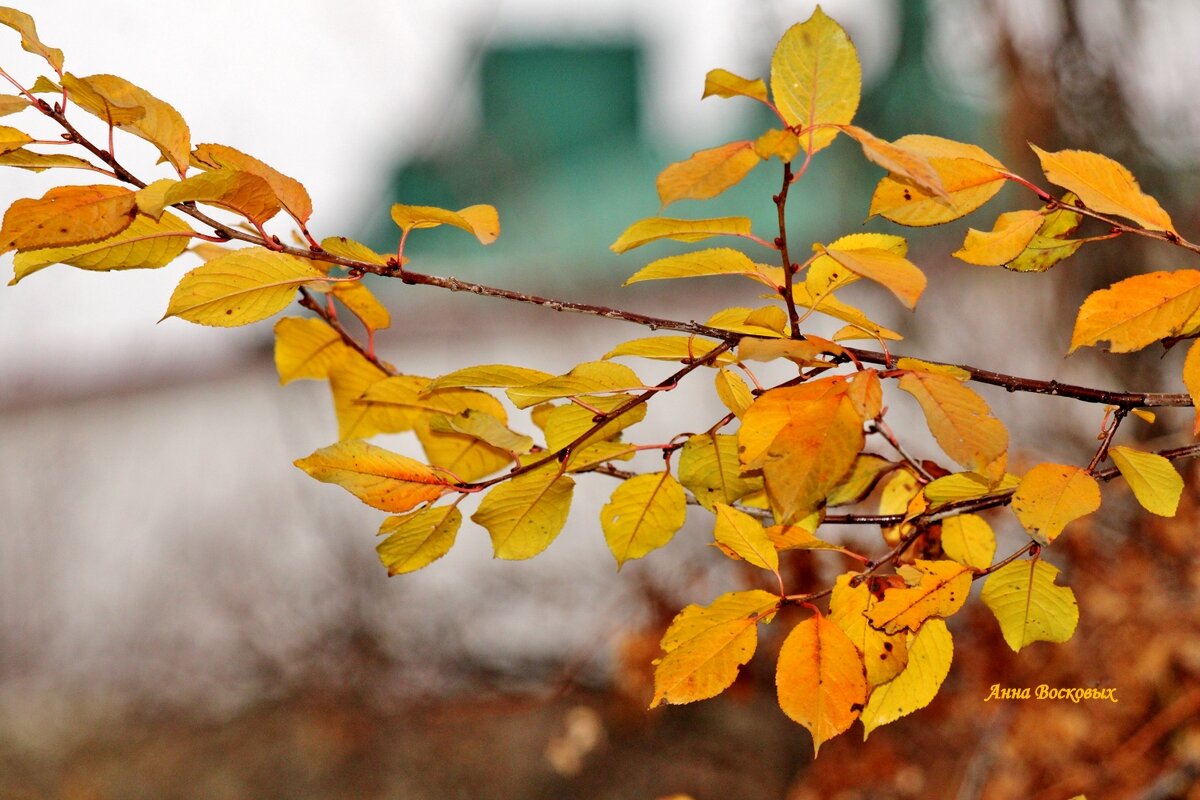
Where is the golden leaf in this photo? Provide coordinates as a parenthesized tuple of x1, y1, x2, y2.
(10, 210, 191, 284)
(702, 68, 768, 104)
(1109, 445, 1183, 517)
(939, 514, 996, 570)
(624, 247, 762, 285)
(1031, 145, 1174, 233)
(868, 135, 1006, 227)
(0, 8, 63, 71)
(829, 573, 908, 689)
(147, 169, 282, 227)
(63, 73, 190, 173)
(712, 503, 779, 572)
(376, 505, 462, 575)
(390, 203, 500, 244)
(651, 590, 780, 707)
(953, 210, 1044, 267)
(1070, 270, 1200, 354)
(1184, 341, 1200, 436)
(506, 361, 642, 409)
(678, 433, 762, 511)
(192, 142, 312, 224)
(714, 368, 754, 418)
(860, 619, 952, 737)
(163, 249, 326, 327)
(656, 141, 761, 206)
(294, 439, 458, 514)
(604, 335, 734, 365)
(981, 560, 1078, 652)
(898, 368, 1008, 484)
(776, 613, 867, 756)
(842, 125, 946, 199)
(770, 7, 861, 155)
(471, 464, 575, 560)
(273, 317, 351, 385)
(610, 216, 753, 254)
(0, 184, 135, 254)
(1010, 463, 1101, 545)
(866, 559, 974, 635)
(821, 245, 927, 309)
(601, 472, 686, 567)
(753, 128, 800, 162)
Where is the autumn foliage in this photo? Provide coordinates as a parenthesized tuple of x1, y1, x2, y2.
(4, 5, 1199, 758)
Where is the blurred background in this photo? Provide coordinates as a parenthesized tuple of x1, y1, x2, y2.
(2, 1, 1199, 797)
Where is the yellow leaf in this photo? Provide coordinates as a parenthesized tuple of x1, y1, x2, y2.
(764, 520, 837, 551)
(329, 280, 390, 331)
(740, 375, 867, 522)
(714, 368, 754, 418)
(1011, 463, 1101, 545)
(869, 135, 1007, 227)
(898, 369, 1008, 483)
(295, 439, 458, 514)
(1070, 270, 1200, 354)
(9, 210, 191, 284)
(1005, 198, 1085, 273)
(842, 125, 946, 199)
(753, 128, 800, 162)
(892, 358, 968, 382)
(807, 231, 908, 292)
(981, 559, 1078, 652)
(821, 246, 926, 309)
(939, 514, 996, 570)
(791, 284, 902, 341)
(860, 619, 953, 738)
(320, 235, 389, 265)
(0, 124, 30, 155)
(415, 421, 511, 485)
(0, 184, 135, 254)
(651, 589, 780, 707)
(678, 433, 762, 512)
(706, 305, 788, 337)
(1031, 145, 1175, 233)
(737, 336, 845, 366)
(604, 335, 734, 365)
(63, 73, 190, 174)
(624, 247, 762, 285)
(866, 559, 974, 635)
(601, 472, 686, 567)
(273, 317, 351, 385)
(426, 364, 553, 391)
(0, 94, 29, 116)
(390, 203, 500, 244)
(1184, 341, 1200, 436)
(656, 140, 761, 206)
(770, 7, 861, 155)
(150, 169, 282, 227)
(826, 454, 896, 507)
(953, 210, 1044, 267)
(506, 361, 642, 409)
(1109, 445, 1183, 517)
(702, 68, 768, 104)
(162, 249, 326, 327)
(776, 613, 867, 756)
(923, 471, 1020, 506)
(327, 353, 391, 440)
(428, 409, 534, 456)
(0, 148, 94, 171)
(829, 573, 908, 688)
(712, 503, 779, 572)
(376, 505, 462, 575)
(1131, 408, 1156, 425)
(879, 468, 921, 546)
(610, 216, 753, 254)
(0, 8, 63, 71)
(192, 143, 312, 224)
(471, 463, 575, 560)
(542, 394, 647, 453)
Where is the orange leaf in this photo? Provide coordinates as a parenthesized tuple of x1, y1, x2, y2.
(294, 439, 458, 514)
(866, 559, 974, 634)
(776, 613, 867, 756)
(656, 141, 761, 206)
(192, 143, 312, 224)
(1031, 145, 1175, 233)
(0, 184, 135, 254)
(1070, 270, 1200, 354)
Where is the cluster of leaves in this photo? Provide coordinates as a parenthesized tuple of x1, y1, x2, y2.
(2, 6, 1198, 753)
